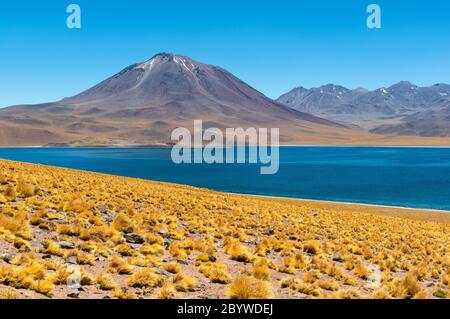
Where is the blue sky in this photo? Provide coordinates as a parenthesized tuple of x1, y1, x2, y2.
(0, 0, 449, 107)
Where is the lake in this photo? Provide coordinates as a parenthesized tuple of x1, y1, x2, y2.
(1, 147, 450, 211)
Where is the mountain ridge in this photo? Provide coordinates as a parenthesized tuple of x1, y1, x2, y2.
(277, 81, 450, 136)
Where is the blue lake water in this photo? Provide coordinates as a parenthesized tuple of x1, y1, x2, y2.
(1, 147, 450, 211)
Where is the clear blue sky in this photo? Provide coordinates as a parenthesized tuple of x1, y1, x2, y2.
(0, 0, 449, 107)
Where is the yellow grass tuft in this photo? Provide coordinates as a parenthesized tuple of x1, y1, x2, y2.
(0, 288, 20, 299)
(156, 284, 180, 299)
(163, 261, 181, 274)
(112, 213, 134, 233)
(108, 257, 133, 275)
(227, 275, 273, 299)
(171, 273, 198, 292)
(198, 262, 232, 284)
(97, 273, 118, 290)
(127, 268, 164, 288)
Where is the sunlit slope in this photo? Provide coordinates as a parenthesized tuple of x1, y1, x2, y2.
(0, 159, 449, 299)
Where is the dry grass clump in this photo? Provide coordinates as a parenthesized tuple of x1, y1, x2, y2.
(76, 252, 96, 265)
(227, 275, 273, 299)
(16, 178, 36, 198)
(97, 273, 118, 290)
(108, 257, 133, 275)
(115, 244, 137, 257)
(0, 288, 20, 299)
(113, 288, 137, 299)
(127, 268, 164, 288)
(303, 240, 322, 255)
(198, 262, 232, 284)
(316, 279, 340, 291)
(224, 238, 254, 263)
(156, 284, 180, 299)
(171, 273, 198, 292)
(112, 213, 134, 233)
(163, 261, 181, 274)
(39, 240, 66, 257)
(252, 258, 270, 280)
(353, 262, 369, 280)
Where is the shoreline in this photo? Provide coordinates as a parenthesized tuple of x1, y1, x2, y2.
(1, 157, 449, 222)
(1, 156, 449, 215)
(227, 191, 450, 214)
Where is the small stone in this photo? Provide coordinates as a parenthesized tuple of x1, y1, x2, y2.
(129, 244, 142, 250)
(208, 255, 217, 262)
(159, 229, 169, 238)
(332, 254, 344, 263)
(47, 216, 66, 222)
(124, 233, 145, 244)
(163, 257, 188, 265)
(42, 254, 52, 259)
(266, 228, 275, 236)
(67, 289, 80, 299)
(163, 238, 171, 247)
(68, 283, 82, 290)
(154, 268, 173, 276)
(97, 206, 108, 214)
(198, 294, 220, 299)
(66, 256, 78, 265)
(0, 253, 13, 263)
(58, 241, 75, 249)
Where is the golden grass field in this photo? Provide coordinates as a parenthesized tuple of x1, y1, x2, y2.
(0, 159, 449, 299)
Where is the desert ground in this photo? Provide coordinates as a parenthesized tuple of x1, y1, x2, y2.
(0, 159, 449, 299)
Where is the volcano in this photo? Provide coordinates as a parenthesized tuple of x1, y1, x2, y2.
(0, 53, 353, 146)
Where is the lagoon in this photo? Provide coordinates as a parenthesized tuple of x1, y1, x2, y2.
(1, 147, 450, 211)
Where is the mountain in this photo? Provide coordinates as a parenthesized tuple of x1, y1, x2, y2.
(0, 53, 352, 146)
(277, 82, 450, 136)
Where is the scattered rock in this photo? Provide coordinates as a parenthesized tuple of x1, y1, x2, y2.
(208, 255, 217, 262)
(66, 256, 78, 265)
(47, 214, 67, 223)
(58, 241, 75, 249)
(266, 228, 275, 236)
(101, 211, 116, 224)
(177, 259, 189, 265)
(163, 238, 171, 247)
(67, 289, 80, 299)
(163, 257, 189, 265)
(154, 268, 173, 276)
(124, 233, 145, 244)
(0, 253, 13, 263)
(332, 254, 344, 263)
(42, 254, 52, 259)
(129, 244, 142, 250)
(198, 294, 220, 299)
(159, 229, 169, 238)
(97, 206, 108, 214)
